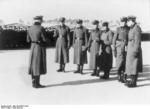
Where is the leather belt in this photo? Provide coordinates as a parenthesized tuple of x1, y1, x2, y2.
(92, 40, 99, 43)
(59, 35, 63, 38)
(129, 39, 134, 42)
(31, 41, 40, 44)
(76, 37, 83, 40)
(117, 39, 125, 41)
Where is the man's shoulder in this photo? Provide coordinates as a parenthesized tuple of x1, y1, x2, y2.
(108, 29, 114, 34)
(134, 24, 142, 32)
(65, 25, 70, 30)
(28, 25, 43, 31)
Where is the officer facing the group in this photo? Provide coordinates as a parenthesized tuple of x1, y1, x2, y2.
(73, 19, 88, 74)
(113, 17, 129, 82)
(53, 17, 71, 72)
(27, 16, 47, 88)
(125, 16, 142, 87)
(100, 22, 113, 79)
(88, 20, 102, 76)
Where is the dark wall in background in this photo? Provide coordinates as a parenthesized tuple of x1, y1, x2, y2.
(0, 30, 149, 50)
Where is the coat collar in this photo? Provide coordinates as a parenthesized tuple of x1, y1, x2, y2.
(77, 26, 83, 29)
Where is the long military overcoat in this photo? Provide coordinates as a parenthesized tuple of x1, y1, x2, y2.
(88, 29, 101, 69)
(125, 24, 142, 75)
(100, 29, 113, 71)
(27, 24, 47, 76)
(54, 25, 70, 64)
(113, 26, 129, 72)
(73, 26, 88, 65)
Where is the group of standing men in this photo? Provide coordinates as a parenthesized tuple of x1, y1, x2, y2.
(27, 15, 142, 88)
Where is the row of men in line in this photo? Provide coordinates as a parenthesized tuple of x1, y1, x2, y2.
(27, 15, 142, 88)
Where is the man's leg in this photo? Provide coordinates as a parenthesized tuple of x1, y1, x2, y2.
(80, 64, 84, 74)
(34, 76, 45, 88)
(117, 68, 122, 82)
(32, 74, 36, 88)
(62, 63, 65, 72)
(74, 64, 80, 73)
(101, 69, 110, 79)
(57, 64, 63, 72)
(91, 69, 97, 76)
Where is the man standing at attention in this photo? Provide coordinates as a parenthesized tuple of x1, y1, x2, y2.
(113, 17, 129, 83)
(27, 16, 47, 88)
(54, 17, 71, 72)
(125, 16, 142, 88)
(100, 22, 113, 79)
(73, 19, 88, 74)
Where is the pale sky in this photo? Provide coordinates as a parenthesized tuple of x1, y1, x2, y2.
(0, 0, 150, 31)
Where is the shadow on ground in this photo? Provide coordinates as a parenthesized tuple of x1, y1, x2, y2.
(45, 77, 118, 88)
(45, 65, 150, 88)
(20, 65, 150, 88)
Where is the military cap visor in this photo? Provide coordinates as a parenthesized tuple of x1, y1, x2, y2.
(92, 20, 99, 25)
(127, 16, 136, 21)
(34, 16, 43, 21)
(76, 19, 83, 24)
(102, 22, 109, 26)
(59, 17, 66, 22)
(120, 17, 128, 22)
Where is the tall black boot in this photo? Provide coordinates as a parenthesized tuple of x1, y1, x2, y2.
(80, 65, 84, 74)
(100, 69, 110, 79)
(32, 76, 36, 88)
(131, 75, 137, 87)
(105, 69, 110, 79)
(57, 64, 63, 72)
(117, 71, 121, 82)
(62, 64, 65, 72)
(91, 69, 97, 76)
(125, 75, 133, 88)
(96, 67, 101, 77)
(120, 71, 125, 83)
(35, 76, 45, 88)
(74, 65, 80, 73)
(122, 74, 127, 83)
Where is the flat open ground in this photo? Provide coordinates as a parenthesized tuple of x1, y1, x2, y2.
(0, 42, 150, 105)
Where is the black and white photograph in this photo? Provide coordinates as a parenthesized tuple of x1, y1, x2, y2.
(0, 0, 150, 107)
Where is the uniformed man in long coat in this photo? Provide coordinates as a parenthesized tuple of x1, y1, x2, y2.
(73, 19, 88, 74)
(53, 17, 70, 72)
(113, 17, 129, 82)
(88, 20, 102, 76)
(125, 16, 142, 87)
(27, 16, 46, 88)
(100, 22, 113, 79)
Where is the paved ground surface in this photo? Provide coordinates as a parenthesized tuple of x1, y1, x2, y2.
(0, 42, 150, 105)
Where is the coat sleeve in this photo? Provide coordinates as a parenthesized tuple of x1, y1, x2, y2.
(88, 31, 92, 48)
(105, 31, 113, 45)
(41, 27, 46, 42)
(73, 29, 76, 47)
(109, 31, 113, 45)
(125, 27, 129, 46)
(84, 28, 88, 47)
(112, 28, 119, 49)
(26, 30, 31, 43)
(53, 27, 59, 37)
(67, 27, 71, 47)
(134, 26, 141, 53)
(99, 32, 102, 53)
